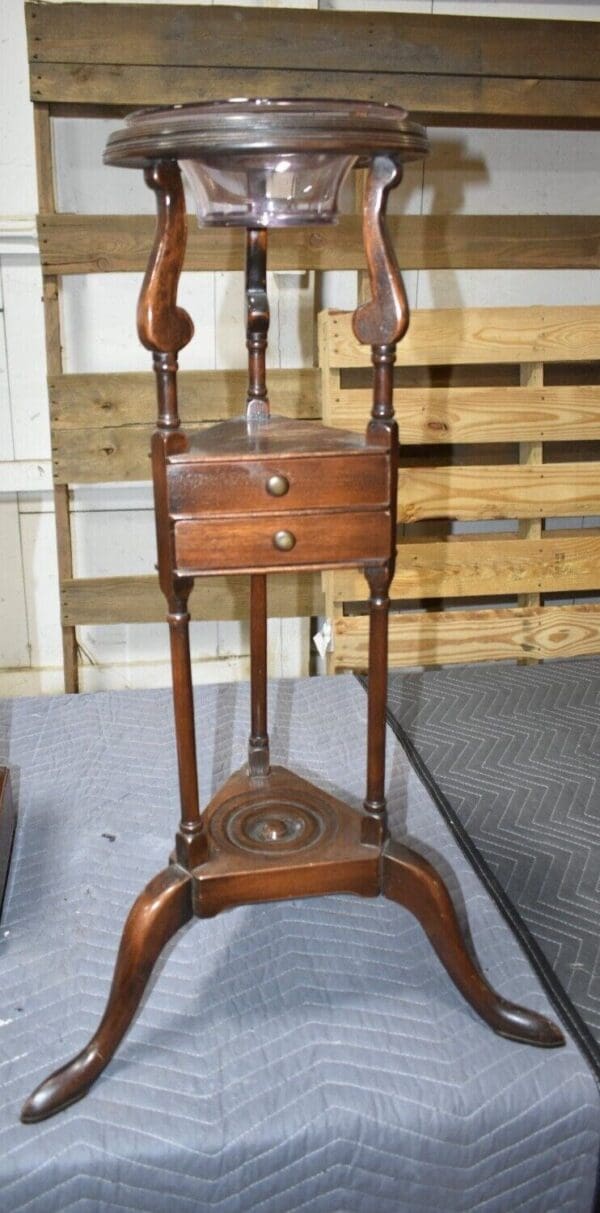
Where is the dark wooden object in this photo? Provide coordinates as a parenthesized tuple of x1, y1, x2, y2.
(0, 769, 16, 921)
(21, 113, 564, 1122)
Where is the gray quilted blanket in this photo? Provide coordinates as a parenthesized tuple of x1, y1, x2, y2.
(0, 676, 598, 1212)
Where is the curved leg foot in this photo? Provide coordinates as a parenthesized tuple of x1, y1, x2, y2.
(382, 840, 564, 1047)
(21, 866, 193, 1123)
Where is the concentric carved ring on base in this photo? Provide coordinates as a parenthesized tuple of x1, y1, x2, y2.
(209, 792, 338, 857)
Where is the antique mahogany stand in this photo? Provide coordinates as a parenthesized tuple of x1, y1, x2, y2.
(22, 101, 563, 1122)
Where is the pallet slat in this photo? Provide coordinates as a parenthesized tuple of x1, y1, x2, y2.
(52, 418, 328, 483)
(32, 65, 600, 125)
(332, 384, 600, 444)
(50, 369, 320, 428)
(398, 462, 600, 522)
(334, 604, 600, 669)
(328, 307, 600, 368)
(27, 4, 600, 78)
(332, 531, 600, 601)
(61, 573, 323, 626)
(38, 214, 600, 275)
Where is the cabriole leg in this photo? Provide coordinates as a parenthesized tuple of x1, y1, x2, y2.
(382, 840, 564, 1046)
(21, 867, 193, 1123)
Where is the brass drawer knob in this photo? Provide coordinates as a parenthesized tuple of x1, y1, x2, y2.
(273, 529, 296, 552)
(266, 473, 289, 497)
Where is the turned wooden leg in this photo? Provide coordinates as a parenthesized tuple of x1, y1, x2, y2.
(382, 840, 565, 1046)
(168, 582, 207, 868)
(248, 573, 270, 777)
(21, 866, 193, 1123)
(364, 564, 391, 823)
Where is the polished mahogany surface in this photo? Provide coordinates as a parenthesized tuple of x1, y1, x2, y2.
(21, 100, 563, 1126)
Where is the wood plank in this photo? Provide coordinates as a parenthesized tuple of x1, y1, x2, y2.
(25, 4, 600, 80)
(32, 65, 600, 125)
(53, 432, 600, 486)
(331, 531, 600, 602)
(34, 102, 79, 692)
(329, 385, 600, 444)
(61, 572, 323, 625)
(38, 215, 600, 275)
(31, 64, 600, 126)
(50, 369, 320, 428)
(52, 418, 325, 483)
(518, 363, 544, 639)
(398, 462, 600, 523)
(327, 307, 600, 368)
(333, 604, 600, 669)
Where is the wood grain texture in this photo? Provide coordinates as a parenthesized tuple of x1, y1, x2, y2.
(517, 363, 544, 639)
(60, 573, 323, 626)
(327, 306, 600, 368)
(49, 369, 320, 428)
(330, 384, 600, 444)
(34, 103, 79, 692)
(173, 510, 391, 575)
(30, 65, 600, 125)
(398, 462, 600, 523)
(25, 3, 600, 79)
(331, 531, 600, 602)
(52, 418, 333, 483)
(38, 214, 600, 275)
(334, 604, 600, 669)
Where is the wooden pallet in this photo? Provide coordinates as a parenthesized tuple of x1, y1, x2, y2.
(25, 2, 600, 690)
(320, 305, 600, 670)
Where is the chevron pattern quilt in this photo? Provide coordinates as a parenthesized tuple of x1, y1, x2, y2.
(385, 656, 600, 1067)
(0, 676, 599, 1212)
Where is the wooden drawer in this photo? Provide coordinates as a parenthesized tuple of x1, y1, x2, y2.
(167, 453, 389, 517)
(173, 509, 391, 574)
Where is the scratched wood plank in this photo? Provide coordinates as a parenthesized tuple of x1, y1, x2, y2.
(331, 530, 600, 602)
(38, 214, 600, 275)
(333, 604, 600, 670)
(397, 462, 600, 523)
(329, 384, 600, 444)
(60, 572, 323, 625)
(50, 369, 320, 428)
(25, 3, 600, 79)
(31, 64, 600, 125)
(326, 306, 600, 368)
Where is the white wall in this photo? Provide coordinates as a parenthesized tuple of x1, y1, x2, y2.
(0, 0, 599, 695)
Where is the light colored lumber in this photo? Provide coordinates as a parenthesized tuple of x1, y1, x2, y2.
(326, 306, 600, 368)
(52, 418, 325, 483)
(331, 531, 600, 602)
(38, 214, 600, 275)
(397, 462, 600, 523)
(50, 369, 320, 428)
(329, 384, 600, 444)
(60, 573, 323, 626)
(333, 604, 600, 669)
(34, 102, 78, 692)
(517, 364, 544, 646)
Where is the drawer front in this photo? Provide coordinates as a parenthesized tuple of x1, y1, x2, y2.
(174, 510, 391, 573)
(168, 454, 389, 516)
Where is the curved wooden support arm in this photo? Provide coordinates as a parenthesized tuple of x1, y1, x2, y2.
(352, 156, 409, 348)
(137, 160, 194, 356)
